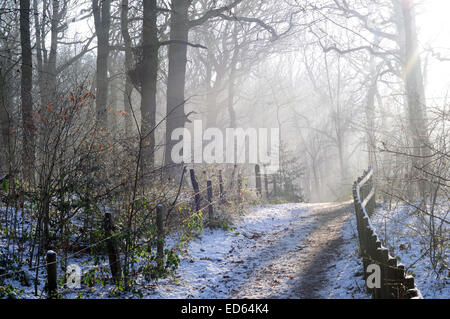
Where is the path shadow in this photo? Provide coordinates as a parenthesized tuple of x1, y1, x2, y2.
(269, 203, 352, 298)
(222, 202, 351, 298)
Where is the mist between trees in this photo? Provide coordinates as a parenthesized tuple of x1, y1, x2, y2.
(0, 0, 448, 297)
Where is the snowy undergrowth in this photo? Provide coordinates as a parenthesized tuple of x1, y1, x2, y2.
(370, 202, 449, 299)
(1, 203, 313, 298)
(1, 202, 386, 299)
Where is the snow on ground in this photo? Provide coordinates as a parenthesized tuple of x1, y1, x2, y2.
(320, 211, 370, 299)
(370, 202, 449, 299)
(138, 202, 369, 299)
(143, 203, 316, 298)
(1, 202, 375, 299)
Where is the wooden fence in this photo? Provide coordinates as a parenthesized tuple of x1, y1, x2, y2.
(44, 164, 267, 298)
(45, 165, 424, 299)
(353, 168, 423, 299)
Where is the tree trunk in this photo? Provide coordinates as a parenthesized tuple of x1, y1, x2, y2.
(0, 76, 10, 174)
(140, 0, 158, 173)
(35, 0, 59, 173)
(227, 29, 239, 129)
(397, 0, 430, 198)
(93, 0, 111, 126)
(164, 0, 191, 168)
(204, 51, 217, 128)
(365, 51, 378, 170)
(108, 53, 119, 136)
(20, 0, 35, 184)
(121, 0, 134, 137)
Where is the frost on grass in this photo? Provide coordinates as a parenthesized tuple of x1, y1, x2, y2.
(370, 202, 449, 299)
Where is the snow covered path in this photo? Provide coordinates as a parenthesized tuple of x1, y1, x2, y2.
(143, 202, 357, 299)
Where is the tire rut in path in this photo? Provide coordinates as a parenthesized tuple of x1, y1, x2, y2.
(230, 202, 352, 299)
(291, 203, 351, 298)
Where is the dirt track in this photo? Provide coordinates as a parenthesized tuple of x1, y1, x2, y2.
(223, 202, 353, 298)
(138, 201, 354, 299)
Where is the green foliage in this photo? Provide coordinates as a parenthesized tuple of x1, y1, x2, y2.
(110, 279, 125, 297)
(1, 180, 8, 192)
(0, 284, 23, 299)
(82, 267, 106, 288)
(181, 209, 204, 242)
(208, 219, 235, 231)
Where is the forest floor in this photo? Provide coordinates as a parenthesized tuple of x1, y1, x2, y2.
(5, 199, 447, 299)
(1, 201, 372, 299)
(4, 198, 447, 298)
(8, 201, 367, 298)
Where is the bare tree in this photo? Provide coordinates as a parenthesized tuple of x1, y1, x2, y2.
(20, 0, 35, 183)
(93, 0, 111, 125)
(140, 0, 159, 172)
(120, 0, 134, 137)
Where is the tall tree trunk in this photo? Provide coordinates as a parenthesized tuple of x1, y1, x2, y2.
(397, 0, 430, 198)
(20, 0, 35, 184)
(121, 0, 134, 137)
(164, 0, 191, 168)
(140, 0, 158, 173)
(365, 50, 378, 171)
(227, 24, 240, 129)
(35, 0, 59, 172)
(324, 53, 347, 182)
(33, 0, 43, 102)
(108, 52, 119, 136)
(204, 50, 217, 128)
(93, 0, 111, 126)
(45, 0, 59, 107)
(203, 48, 225, 129)
(163, 0, 243, 168)
(0, 70, 11, 174)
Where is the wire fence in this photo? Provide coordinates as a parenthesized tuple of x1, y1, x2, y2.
(0, 164, 271, 298)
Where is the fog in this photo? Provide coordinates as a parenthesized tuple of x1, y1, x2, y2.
(1, 0, 448, 204)
(1, 0, 449, 300)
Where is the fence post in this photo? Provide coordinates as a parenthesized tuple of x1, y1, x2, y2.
(255, 164, 262, 197)
(387, 256, 398, 298)
(397, 264, 406, 298)
(190, 168, 201, 212)
(104, 212, 122, 284)
(361, 216, 370, 279)
(218, 169, 224, 202)
(368, 231, 378, 296)
(207, 179, 214, 221)
(404, 275, 418, 298)
(46, 250, 57, 298)
(379, 247, 389, 298)
(156, 204, 165, 270)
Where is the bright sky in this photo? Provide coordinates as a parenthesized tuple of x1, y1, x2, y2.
(67, 0, 450, 104)
(416, 0, 450, 102)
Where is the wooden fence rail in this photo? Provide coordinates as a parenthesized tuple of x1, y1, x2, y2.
(353, 168, 422, 299)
